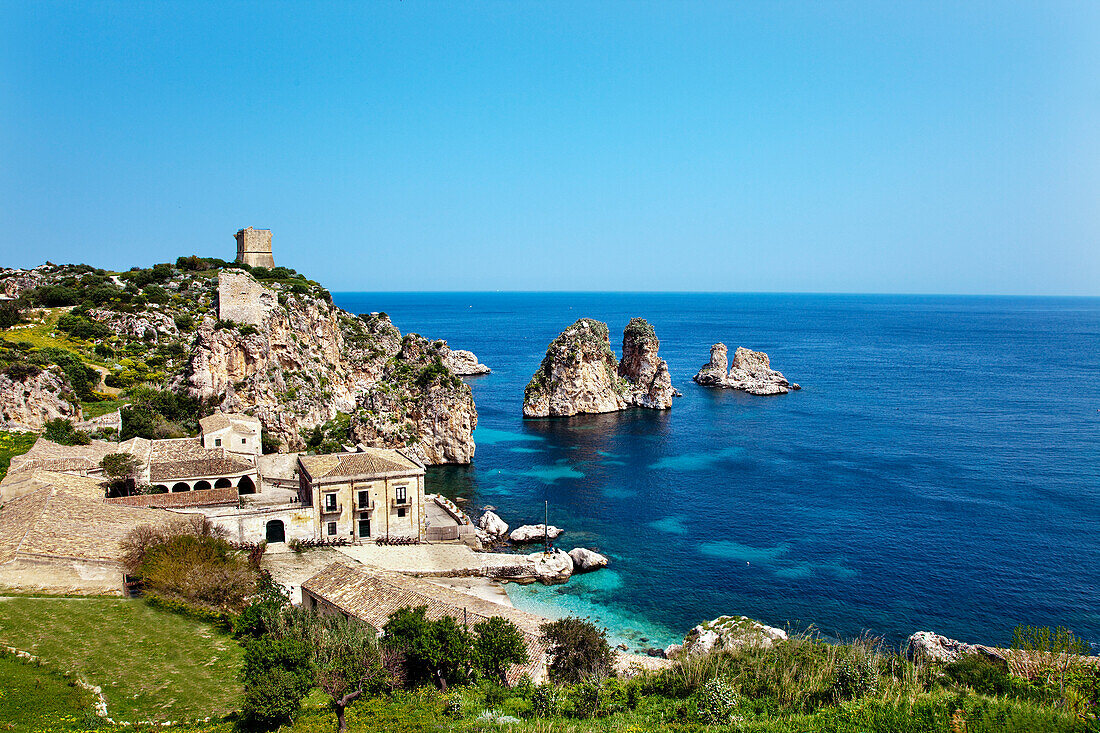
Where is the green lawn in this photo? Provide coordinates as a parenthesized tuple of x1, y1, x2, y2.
(0, 597, 243, 723)
(0, 430, 37, 480)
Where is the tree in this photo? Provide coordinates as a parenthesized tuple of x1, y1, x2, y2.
(314, 615, 385, 733)
(43, 418, 90, 446)
(473, 616, 529, 686)
(540, 617, 613, 684)
(100, 452, 142, 497)
(381, 606, 472, 691)
(240, 635, 314, 730)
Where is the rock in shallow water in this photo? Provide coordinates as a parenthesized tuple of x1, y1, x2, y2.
(477, 510, 509, 538)
(568, 547, 609, 572)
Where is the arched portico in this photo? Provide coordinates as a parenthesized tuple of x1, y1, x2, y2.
(171, 482, 190, 493)
(194, 480, 212, 491)
(237, 475, 256, 495)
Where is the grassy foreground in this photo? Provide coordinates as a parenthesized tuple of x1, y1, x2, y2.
(0, 597, 243, 722)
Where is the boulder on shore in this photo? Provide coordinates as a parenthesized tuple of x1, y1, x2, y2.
(509, 524, 564, 543)
(523, 317, 674, 418)
(665, 615, 788, 659)
(526, 548, 573, 584)
(568, 547, 609, 572)
(693, 344, 797, 395)
(907, 631, 1005, 665)
(477, 510, 509, 538)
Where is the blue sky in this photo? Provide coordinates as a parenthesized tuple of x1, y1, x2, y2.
(1, 2, 1097, 294)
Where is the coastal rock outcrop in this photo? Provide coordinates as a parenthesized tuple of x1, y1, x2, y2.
(186, 271, 477, 463)
(693, 344, 799, 395)
(568, 547, 609, 572)
(0, 366, 82, 430)
(523, 317, 674, 417)
(442, 344, 490, 376)
(477, 510, 509, 538)
(525, 548, 574, 584)
(907, 631, 1005, 665)
(509, 524, 564, 543)
(665, 615, 788, 659)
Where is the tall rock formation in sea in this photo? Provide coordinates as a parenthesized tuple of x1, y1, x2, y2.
(186, 271, 477, 463)
(523, 317, 674, 418)
(693, 344, 799, 395)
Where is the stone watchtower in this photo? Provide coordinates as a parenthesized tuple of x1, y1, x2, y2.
(235, 227, 275, 268)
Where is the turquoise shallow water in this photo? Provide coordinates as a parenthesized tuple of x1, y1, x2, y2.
(334, 292, 1100, 652)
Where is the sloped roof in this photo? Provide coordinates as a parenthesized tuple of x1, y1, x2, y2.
(150, 455, 254, 481)
(149, 438, 210, 461)
(200, 412, 261, 434)
(298, 448, 422, 481)
(6, 437, 116, 478)
(0, 470, 169, 564)
(302, 562, 548, 684)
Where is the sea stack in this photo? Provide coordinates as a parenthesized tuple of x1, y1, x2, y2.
(693, 344, 799, 395)
(523, 317, 675, 417)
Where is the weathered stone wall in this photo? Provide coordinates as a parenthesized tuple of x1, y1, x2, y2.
(0, 556, 124, 595)
(217, 270, 275, 326)
(176, 505, 315, 544)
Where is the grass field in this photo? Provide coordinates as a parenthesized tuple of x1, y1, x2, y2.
(80, 398, 128, 419)
(0, 430, 37, 480)
(0, 597, 243, 723)
(0, 653, 103, 732)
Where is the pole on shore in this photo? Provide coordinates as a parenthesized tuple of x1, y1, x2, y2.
(544, 500, 549, 555)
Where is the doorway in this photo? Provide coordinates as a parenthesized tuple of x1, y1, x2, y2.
(266, 520, 286, 544)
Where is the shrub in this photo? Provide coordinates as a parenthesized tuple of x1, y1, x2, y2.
(39, 347, 98, 398)
(0, 301, 22, 327)
(382, 605, 472, 690)
(31, 285, 78, 306)
(42, 418, 90, 446)
(3, 362, 40, 381)
(531, 683, 563, 718)
(56, 312, 110, 340)
(694, 676, 742, 725)
(241, 663, 310, 730)
(540, 617, 613, 684)
(834, 651, 880, 701)
(173, 313, 194, 331)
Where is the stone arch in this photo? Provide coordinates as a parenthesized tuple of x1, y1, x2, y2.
(194, 480, 212, 491)
(214, 477, 233, 489)
(171, 482, 191, 493)
(265, 520, 285, 544)
(237, 475, 256, 495)
(155, 485, 169, 494)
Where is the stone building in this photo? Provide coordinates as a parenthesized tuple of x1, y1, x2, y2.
(200, 412, 262, 460)
(235, 226, 274, 268)
(302, 562, 549, 684)
(297, 448, 426, 542)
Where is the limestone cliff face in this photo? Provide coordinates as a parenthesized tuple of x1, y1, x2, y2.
(185, 271, 476, 463)
(693, 344, 798, 395)
(0, 366, 82, 430)
(618, 318, 675, 410)
(523, 317, 674, 418)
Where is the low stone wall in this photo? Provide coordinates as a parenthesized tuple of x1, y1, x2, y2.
(0, 556, 125, 595)
(106, 487, 239, 508)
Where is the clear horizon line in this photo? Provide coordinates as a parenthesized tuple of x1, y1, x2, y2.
(330, 289, 1100, 299)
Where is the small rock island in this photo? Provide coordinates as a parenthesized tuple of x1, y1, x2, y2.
(693, 343, 800, 395)
(523, 317, 674, 418)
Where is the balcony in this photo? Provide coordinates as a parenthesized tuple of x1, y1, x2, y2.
(356, 499, 376, 511)
(321, 503, 342, 515)
(391, 497, 408, 508)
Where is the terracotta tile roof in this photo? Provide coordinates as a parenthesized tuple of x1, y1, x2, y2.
(150, 456, 254, 481)
(149, 438, 209, 461)
(200, 412, 261, 434)
(0, 470, 170, 564)
(299, 449, 422, 480)
(106, 486, 239, 508)
(6, 437, 115, 477)
(302, 563, 548, 684)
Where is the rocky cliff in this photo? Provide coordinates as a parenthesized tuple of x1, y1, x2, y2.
(186, 271, 476, 463)
(693, 344, 799, 395)
(523, 317, 674, 418)
(0, 366, 82, 430)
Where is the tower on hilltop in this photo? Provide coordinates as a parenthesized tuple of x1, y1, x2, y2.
(235, 227, 275, 268)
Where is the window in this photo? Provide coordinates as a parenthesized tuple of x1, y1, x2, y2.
(397, 507, 406, 518)
(395, 486, 407, 504)
(214, 438, 222, 447)
(358, 490, 368, 507)
(241, 438, 247, 445)
(326, 521, 337, 536)
(325, 493, 337, 511)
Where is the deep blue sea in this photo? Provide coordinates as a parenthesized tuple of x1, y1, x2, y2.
(333, 292, 1100, 653)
